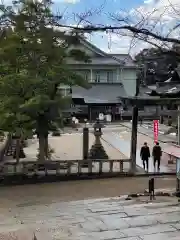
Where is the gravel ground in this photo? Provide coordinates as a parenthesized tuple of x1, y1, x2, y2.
(0, 176, 176, 208)
(16, 133, 127, 162)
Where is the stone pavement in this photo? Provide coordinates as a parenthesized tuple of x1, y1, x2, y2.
(121, 122, 177, 143)
(1, 195, 180, 239)
(102, 132, 169, 173)
(102, 130, 175, 173)
(115, 122, 178, 172)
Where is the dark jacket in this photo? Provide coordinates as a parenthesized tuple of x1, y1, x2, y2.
(152, 145, 162, 159)
(140, 146, 150, 160)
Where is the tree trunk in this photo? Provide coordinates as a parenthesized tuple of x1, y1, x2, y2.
(38, 134, 46, 162)
(44, 135, 49, 159)
(15, 138, 20, 164)
(36, 117, 49, 162)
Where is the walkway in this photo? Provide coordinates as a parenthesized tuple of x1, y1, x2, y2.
(1, 195, 180, 239)
(102, 131, 170, 173)
(114, 122, 179, 172)
(121, 122, 177, 143)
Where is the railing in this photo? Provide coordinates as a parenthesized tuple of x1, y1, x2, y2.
(162, 151, 177, 165)
(0, 159, 131, 177)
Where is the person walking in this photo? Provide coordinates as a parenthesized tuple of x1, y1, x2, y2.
(139, 116, 143, 125)
(140, 142, 150, 172)
(152, 142, 162, 172)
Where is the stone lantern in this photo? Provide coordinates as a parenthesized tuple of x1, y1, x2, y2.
(93, 119, 102, 143)
(88, 119, 108, 160)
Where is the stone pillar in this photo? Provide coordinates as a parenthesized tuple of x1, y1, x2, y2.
(130, 106, 138, 174)
(82, 127, 89, 160)
(176, 106, 180, 192)
(178, 106, 180, 145)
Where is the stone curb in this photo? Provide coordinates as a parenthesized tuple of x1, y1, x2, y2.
(0, 171, 176, 187)
(126, 190, 176, 200)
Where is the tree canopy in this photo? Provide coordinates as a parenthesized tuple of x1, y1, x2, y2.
(135, 47, 179, 85)
(0, 0, 90, 161)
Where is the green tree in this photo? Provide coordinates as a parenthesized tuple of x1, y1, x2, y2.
(135, 47, 179, 85)
(0, 0, 90, 162)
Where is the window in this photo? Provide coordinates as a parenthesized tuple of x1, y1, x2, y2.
(107, 70, 113, 83)
(95, 71, 100, 83)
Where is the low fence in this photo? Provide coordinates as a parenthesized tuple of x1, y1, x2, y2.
(0, 159, 131, 177)
(162, 145, 180, 167)
(163, 152, 176, 165)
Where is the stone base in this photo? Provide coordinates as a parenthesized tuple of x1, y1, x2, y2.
(89, 143, 109, 160)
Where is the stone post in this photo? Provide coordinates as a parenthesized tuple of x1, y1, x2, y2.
(130, 106, 138, 174)
(176, 106, 180, 192)
(82, 127, 89, 160)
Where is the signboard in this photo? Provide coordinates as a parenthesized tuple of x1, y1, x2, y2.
(153, 120, 159, 143)
(176, 158, 180, 179)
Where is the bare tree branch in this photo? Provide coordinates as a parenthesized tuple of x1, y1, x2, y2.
(55, 23, 180, 45)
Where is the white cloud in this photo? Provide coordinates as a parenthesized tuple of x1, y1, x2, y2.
(87, 31, 142, 57)
(102, 0, 180, 56)
(130, 0, 180, 34)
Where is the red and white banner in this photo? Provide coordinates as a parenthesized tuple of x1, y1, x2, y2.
(153, 120, 159, 143)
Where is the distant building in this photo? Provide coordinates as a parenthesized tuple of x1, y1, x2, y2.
(61, 37, 137, 120)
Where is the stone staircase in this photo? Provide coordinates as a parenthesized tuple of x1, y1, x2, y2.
(0, 193, 180, 239)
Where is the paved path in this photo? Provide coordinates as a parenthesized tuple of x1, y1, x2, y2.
(102, 130, 172, 173)
(1, 195, 180, 239)
(112, 122, 178, 173)
(121, 122, 177, 143)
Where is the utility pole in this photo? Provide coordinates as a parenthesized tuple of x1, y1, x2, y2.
(130, 105, 138, 173)
(176, 105, 180, 193)
(130, 77, 140, 174)
(176, 67, 180, 193)
(178, 105, 180, 145)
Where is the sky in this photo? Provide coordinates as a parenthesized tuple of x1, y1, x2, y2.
(4, 0, 180, 57)
(51, 0, 180, 57)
